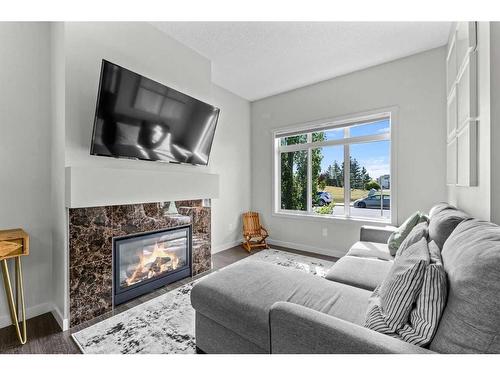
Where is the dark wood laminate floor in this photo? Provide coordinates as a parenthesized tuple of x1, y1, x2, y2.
(0, 245, 337, 354)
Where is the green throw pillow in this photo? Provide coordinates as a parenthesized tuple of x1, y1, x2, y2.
(387, 212, 422, 256)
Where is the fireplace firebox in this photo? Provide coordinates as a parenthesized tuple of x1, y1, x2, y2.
(113, 225, 192, 305)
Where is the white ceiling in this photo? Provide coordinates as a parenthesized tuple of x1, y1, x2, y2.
(153, 22, 451, 101)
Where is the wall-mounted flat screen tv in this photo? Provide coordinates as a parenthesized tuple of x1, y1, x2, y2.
(90, 60, 220, 166)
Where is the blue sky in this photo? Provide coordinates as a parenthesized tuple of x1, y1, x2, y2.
(319, 119, 390, 179)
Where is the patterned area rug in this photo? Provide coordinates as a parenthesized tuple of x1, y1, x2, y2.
(71, 249, 334, 354)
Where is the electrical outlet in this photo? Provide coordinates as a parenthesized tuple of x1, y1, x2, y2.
(322, 228, 328, 237)
(229, 223, 235, 231)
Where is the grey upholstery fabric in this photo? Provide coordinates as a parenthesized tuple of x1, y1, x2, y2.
(429, 202, 456, 217)
(195, 312, 266, 354)
(360, 225, 397, 244)
(325, 256, 393, 290)
(430, 219, 500, 353)
(395, 221, 429, 257)
(190, 261, 371, 351)
(397, 240, 448, 346)
(270, 302, 434, 354)
(365, 238, 430, 334)
(347, 241, 394, 261)
(428, 203, 468, 249)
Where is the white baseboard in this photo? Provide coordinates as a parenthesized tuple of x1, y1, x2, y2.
(212, 239, 241, 254)
(0, 301, 69, 332)
(267, 238, 346, 259)
(51, 304, 69, 331)
(0, 302, 53, 329)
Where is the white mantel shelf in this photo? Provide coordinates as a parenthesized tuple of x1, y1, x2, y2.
(65, 166, 219, 208)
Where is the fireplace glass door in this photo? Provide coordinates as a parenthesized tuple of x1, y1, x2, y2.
(113, 225, 192, 305)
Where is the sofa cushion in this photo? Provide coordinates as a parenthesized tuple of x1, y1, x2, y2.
(395, 221, 429, 258)
(428, 203, 468, 249)
(430, 219, 500, 353)
(365, 238, 430, 334)
(397, 240, 448, 346)
(428, 202, 455, 217)
(346, 241, 393, 261)
(325, 256, 393, 291)
(387, 211, 421, 256)
(191, 260, 372, 351)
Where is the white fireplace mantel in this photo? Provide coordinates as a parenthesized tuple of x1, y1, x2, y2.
(65, 166, 219, 208)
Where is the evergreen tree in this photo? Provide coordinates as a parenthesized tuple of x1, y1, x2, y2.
(334, 161, 343, 187)
(361, 167, 371, 189)
(350, 157, 362, 189)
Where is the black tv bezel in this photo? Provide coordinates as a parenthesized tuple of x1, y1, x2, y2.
(89, 59, 220, 166)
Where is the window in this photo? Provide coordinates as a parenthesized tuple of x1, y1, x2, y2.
(274, 113, 392, 221)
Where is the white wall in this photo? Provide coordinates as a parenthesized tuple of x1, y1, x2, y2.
(0, 23, 53, 327)
(490, 22, 500, 224)
(251, 47, 447, 257)
(210, 85, 252, 252)
(447, 22, 491, 220)
(50, 22, 69, 329)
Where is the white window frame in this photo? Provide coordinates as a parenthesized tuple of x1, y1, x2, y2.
(272, 108, 398, 225)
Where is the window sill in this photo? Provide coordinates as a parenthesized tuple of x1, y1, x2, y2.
(272, 210, 393, 225)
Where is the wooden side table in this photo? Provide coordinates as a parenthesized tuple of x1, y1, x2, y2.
(0, 228, 29, 345)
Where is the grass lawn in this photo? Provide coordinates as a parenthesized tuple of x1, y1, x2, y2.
(322, 186, 391, 204)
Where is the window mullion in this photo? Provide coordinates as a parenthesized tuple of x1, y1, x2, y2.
(344, 128, 350, 217)
(277, 143, 282, 212)
(307, 133, 312, 213)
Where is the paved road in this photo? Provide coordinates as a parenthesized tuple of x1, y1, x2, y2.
(331, 205, 390, 220)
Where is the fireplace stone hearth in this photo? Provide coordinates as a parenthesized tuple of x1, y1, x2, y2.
(69, 200, 210, 327)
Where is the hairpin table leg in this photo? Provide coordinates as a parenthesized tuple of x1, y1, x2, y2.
(1, 257, 27, 345)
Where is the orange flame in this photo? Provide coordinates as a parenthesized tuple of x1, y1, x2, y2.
(125, 241, 180, 286)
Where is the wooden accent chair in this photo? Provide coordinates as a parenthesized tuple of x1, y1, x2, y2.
(242, 212, 269, 252)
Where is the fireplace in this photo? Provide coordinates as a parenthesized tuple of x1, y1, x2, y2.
(112, 225, 192, 305)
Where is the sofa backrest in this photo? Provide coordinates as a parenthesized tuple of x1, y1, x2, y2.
(428, 203, 469, 249)
(429, 219, 500, 353)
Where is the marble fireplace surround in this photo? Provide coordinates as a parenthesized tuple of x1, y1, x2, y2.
(69, 200, 211, 327)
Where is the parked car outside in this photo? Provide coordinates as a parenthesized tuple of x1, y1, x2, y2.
(353, 193, 390, 209)
(316, 191, 332, 206)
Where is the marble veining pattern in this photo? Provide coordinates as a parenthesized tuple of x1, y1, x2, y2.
(71, 249, 335, 354)
(69, 200, 211, 327)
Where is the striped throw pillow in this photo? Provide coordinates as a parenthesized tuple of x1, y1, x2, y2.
(365, 237, 429, 334)
(397, 241, 448, 346)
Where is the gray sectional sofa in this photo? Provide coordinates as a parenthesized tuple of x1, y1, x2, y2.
(190, 204, 500, 354)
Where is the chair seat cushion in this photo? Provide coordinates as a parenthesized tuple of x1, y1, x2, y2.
(346, 241, 394, 261)
(325, 256, 393, 291)
(191, 260, 372, 351)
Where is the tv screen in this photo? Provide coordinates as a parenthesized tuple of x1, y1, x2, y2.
(90, 60, 220, 166)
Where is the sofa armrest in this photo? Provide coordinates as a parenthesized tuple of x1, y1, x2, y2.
(360, 225, 396, 243)
(269, 302, 434, 354)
